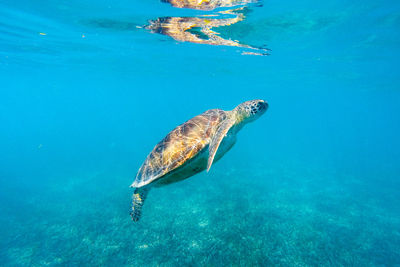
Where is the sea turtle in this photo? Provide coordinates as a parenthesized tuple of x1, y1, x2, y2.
(130, 99, 268, 221)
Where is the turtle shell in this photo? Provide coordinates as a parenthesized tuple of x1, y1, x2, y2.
(131, 109, 227, 188)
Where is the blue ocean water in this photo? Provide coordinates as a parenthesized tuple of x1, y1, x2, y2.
(1, 0, 400, 265)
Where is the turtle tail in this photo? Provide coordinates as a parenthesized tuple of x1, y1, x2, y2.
(130, 186, 150, 222)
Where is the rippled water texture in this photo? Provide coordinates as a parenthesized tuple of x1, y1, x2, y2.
(1, 0, 400, 265)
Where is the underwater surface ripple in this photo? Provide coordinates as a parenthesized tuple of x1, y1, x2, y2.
(1, 0, 400, 265)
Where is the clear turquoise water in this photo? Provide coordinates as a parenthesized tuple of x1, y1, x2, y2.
(1, 0, 400, 265)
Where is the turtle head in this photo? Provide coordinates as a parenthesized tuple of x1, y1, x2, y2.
(234, 99, 268, 124)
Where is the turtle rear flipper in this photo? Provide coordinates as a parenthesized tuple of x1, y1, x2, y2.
(131, 186, 150, 222)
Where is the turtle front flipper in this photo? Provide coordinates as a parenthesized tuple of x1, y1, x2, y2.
(130, 186, 151, 222)
(207, 118, 236, 172)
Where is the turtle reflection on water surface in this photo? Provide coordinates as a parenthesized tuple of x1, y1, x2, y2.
(146, 11, 269, 55)
(162, 0, 258, 11)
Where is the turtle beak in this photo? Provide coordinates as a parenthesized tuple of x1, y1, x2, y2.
(257, 100, 268, 113)
(262, 100, 268, 110)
